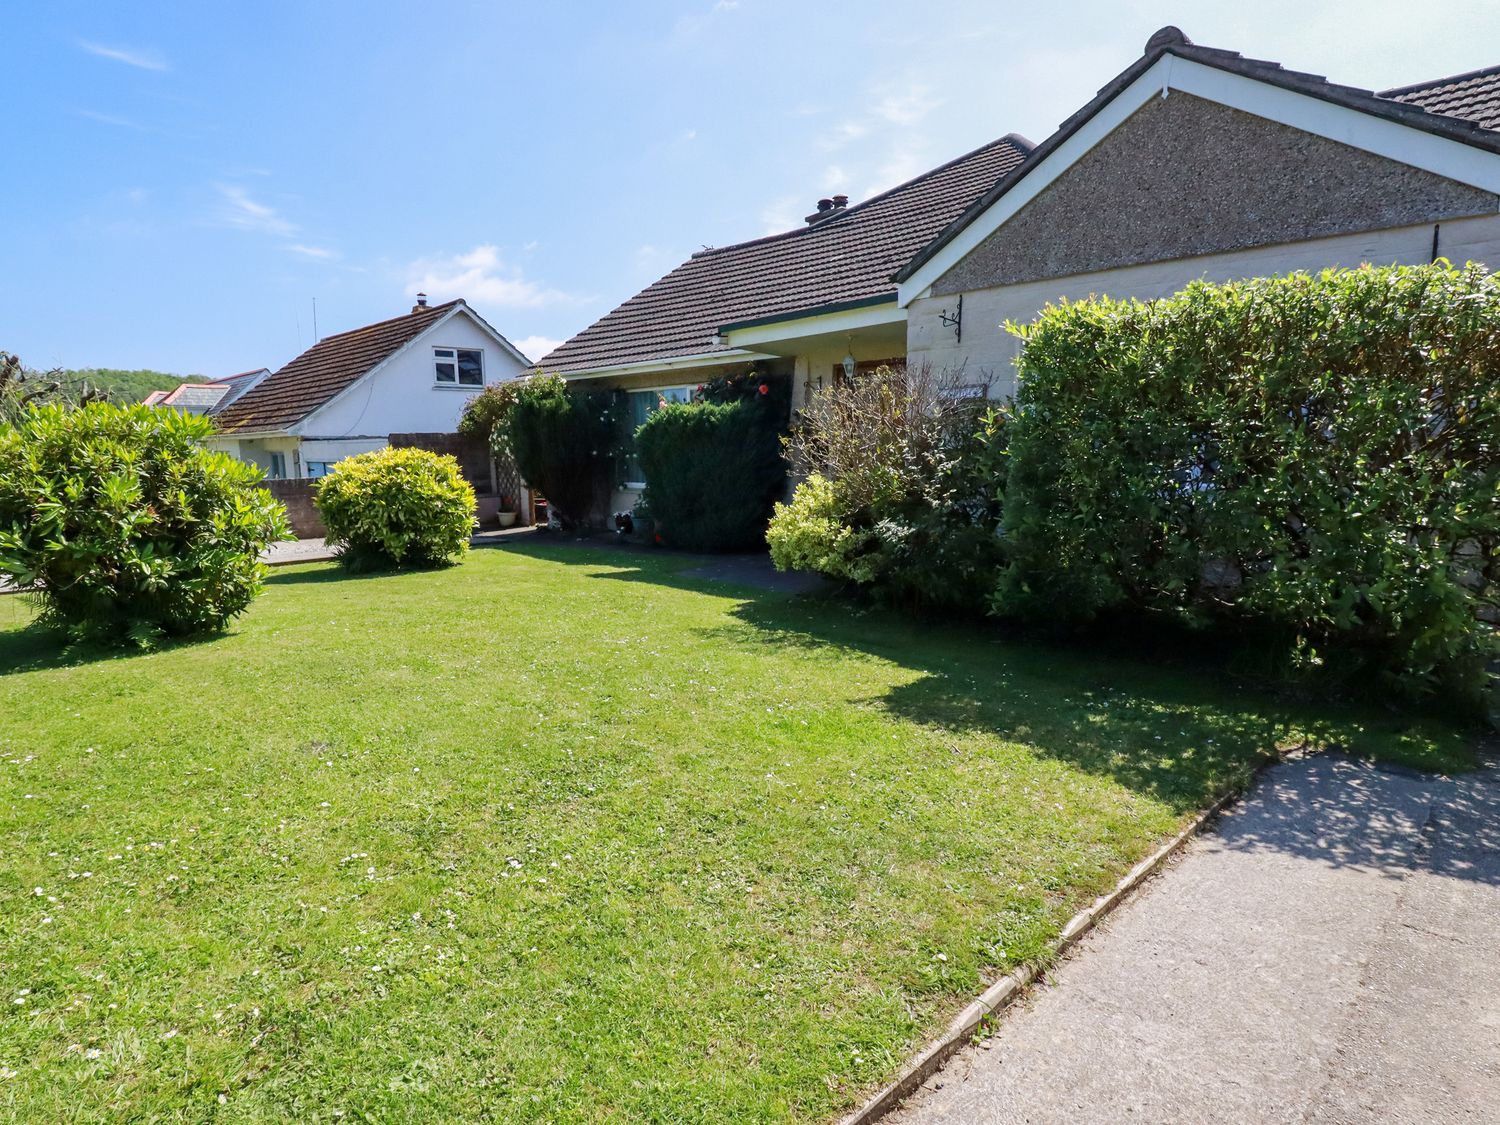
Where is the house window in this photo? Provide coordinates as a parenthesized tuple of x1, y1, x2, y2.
(268, 452, 287, 480)
(306, 461, 334, 478)
(623, 385, 695, 487)
(434, 347, 484, 386)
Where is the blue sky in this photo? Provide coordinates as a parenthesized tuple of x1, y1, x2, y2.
(8, 0, 1500, 375)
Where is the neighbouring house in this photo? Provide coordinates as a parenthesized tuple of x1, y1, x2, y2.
(208, 296, 530, 480)
(142, 370, 269, 414)
(540, 26, 1500, 513)
(207, 367, 272, 413)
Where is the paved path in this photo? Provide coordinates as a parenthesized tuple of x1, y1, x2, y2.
(891, 752, 1500, 1125)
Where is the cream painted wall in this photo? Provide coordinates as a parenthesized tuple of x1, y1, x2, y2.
(908, 214, 1500, 401)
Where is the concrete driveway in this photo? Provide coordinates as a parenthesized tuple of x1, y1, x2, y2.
(890, 752, 1500, 1125)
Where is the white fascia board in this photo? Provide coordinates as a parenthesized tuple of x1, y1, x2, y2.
(897, 61, 1170, 306)
(556, 348, 774, 381)
(453, 301, 534, 368)
(1169, 61, 1500, 193)
(898, 54, 1500, 305)
(720, 301, 906, 350)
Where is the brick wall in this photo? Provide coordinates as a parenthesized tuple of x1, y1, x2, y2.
(260, 479, 326, 539)
(389, 432, 494, 494)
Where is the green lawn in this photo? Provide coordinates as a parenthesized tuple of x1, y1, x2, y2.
(0, 545, 1472, 1123)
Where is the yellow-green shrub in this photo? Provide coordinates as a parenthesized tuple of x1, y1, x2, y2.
(316, 447, 475, 569)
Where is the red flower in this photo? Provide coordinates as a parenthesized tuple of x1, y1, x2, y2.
(758, 383, 769, 395)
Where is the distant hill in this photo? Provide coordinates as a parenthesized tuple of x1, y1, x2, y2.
(65, 368, 198, 403)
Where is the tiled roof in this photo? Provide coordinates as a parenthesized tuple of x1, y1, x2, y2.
(1380, 65, 1500, 132)
(215, 302, 458, 433)
(538, 134, 1033, 374)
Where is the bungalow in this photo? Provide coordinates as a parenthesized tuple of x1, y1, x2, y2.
(208, 296, 530, 480)
(540, 27, 1500, 512)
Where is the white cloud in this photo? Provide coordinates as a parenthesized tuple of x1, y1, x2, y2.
(873, 83, 943, 126)
(78, 41, 168, 71)
(215, 184, 296, 236)
(513, 335, 566, 363)
(862, 148, 931, 198)
(75, 108, 148, 131)
(713, 0, 740, 10)
(759, 194, 804, 236)
(405, 245, 574, 309)
(286, 244, 336, 260)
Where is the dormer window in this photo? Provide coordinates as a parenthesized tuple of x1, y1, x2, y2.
(434, 347, 484, 386)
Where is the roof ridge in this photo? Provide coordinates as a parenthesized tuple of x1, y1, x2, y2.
(1379, 61, 1500, 98)
(305, 298, 460, 347)
(688, 132, 1034, 260)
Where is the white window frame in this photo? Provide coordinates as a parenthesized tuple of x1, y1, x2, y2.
(433, 345, 485, 388)
(623, 383, 697, 489)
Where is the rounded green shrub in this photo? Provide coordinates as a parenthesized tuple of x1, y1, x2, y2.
(0, 402, 291, 644)
(767, 473, 879, 582)
(315, 446, 476, 569)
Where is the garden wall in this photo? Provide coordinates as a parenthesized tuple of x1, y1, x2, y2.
(260, 479, 326, 538)
(389, 432, 495, 495)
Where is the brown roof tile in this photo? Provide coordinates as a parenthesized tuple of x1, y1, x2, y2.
(538, 135, 1033, 374)
(214, 302, 459, 433)
(1381, 65, 1500, 132)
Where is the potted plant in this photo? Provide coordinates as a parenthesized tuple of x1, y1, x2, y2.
(496, 494, 518, 528)
(630, 499, 655, 542)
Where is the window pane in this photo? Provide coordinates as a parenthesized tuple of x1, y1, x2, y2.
(457, 349, 483, 385)
(435, 362, 456, 382)
(628, 390, 654, 428)
(661, 386, 693, 404)
(434, 348, 455, 359)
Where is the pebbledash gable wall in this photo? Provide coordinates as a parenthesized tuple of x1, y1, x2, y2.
(929, 92, 1499, 297)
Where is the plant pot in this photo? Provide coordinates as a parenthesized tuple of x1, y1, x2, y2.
(497, 511, 518, 528)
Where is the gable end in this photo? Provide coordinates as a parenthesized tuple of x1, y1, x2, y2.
(932, 92, 1499, 297)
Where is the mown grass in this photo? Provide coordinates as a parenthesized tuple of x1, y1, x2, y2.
(0, 544, 1473, 1122)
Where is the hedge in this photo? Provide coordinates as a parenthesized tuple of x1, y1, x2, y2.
(998, 262, 1499, 705)
(637, 375, 789, 551)
(502, 375, 621, 529)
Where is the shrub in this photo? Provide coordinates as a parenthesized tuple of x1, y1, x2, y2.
(501, 375, 622, 529)
(637, 374, 790, 551)
(766, 473, 880, 582)
(770, 364, 1007, 612)
(999, 262, 1500, 706)
(315, 446, 475, 569)
(0, 402, 290, 644)
(457, 381, 519, 444)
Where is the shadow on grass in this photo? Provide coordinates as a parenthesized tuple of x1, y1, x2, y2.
(0, 612, 228, 677)
(506, 541, 1479, 806)
(261, 559, 461, 587)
